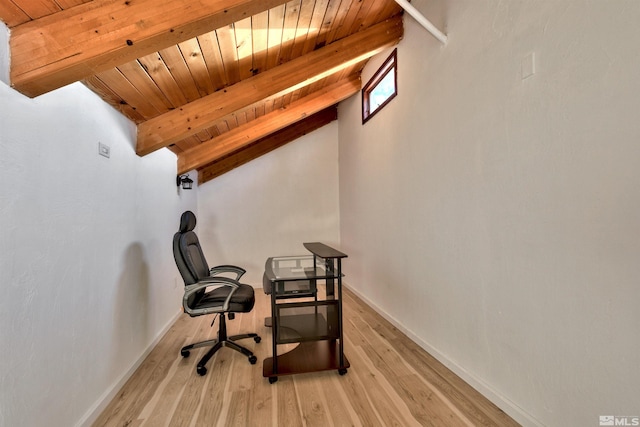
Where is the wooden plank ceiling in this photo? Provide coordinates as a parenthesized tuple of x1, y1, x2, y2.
(0, 0, 403, 184)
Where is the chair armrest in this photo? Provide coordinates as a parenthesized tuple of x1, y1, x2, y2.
(210, 265, 246, 280)
(183, 276, 240, 316)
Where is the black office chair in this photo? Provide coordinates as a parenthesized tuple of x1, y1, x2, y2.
(173, 211, 260, 376)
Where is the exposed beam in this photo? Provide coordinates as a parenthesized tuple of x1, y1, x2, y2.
(199, 107, 338, 183)
(10, 0, 289, 97)
(136, 16, 403, 156)
(177, 76, 360, 174)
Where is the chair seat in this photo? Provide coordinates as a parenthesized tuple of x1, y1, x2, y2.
(194, 283, 255, 313)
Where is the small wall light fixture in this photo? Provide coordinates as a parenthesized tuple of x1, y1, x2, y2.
(176, 174, 194, 190)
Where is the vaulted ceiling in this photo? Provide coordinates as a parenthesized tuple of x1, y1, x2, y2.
(0, 0, 404, 184)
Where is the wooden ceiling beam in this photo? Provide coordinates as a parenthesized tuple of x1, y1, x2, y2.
(9, 0, 289, 97)
(177, 75, 360, 175)
(137, 15, 403, 156)
(198, 106, 338, 183)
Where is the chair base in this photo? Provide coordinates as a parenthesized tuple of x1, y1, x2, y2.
(181, 313, 261, 376)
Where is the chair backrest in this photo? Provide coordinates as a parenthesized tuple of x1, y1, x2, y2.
(173, 211, 210, 286)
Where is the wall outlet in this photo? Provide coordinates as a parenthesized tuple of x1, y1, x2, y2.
(98, 142, 111, 158)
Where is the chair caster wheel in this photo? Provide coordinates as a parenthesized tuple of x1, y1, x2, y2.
(269, 377, 278, 384)
(181, 349, 190, 358)
(254, 336, 261, 343)
(338, 368, 347, 376)
(249, 355, 257, 364)
(197, 366, 207, 376)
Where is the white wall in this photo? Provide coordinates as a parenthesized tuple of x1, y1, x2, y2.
(197, 122, 341, 286)
(0, 23, 8, 84)
(0, 41, 194, 425)
(339, 1, 640, 426)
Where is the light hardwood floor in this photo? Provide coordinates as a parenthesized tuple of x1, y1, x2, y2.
(93, 288, 520, 426)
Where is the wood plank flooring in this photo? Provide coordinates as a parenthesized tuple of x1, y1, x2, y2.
(93, 288, 520, 426)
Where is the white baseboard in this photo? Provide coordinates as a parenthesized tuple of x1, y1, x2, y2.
(76, 310, 182, 427)
(344, 283, 543, 427)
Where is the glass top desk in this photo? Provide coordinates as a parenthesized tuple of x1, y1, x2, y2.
(262, 242, 349, 383)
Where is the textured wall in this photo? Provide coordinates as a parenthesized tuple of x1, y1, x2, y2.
(0, 76, 193, 425)
(197, 122, 341, 286)
(0, 23, 8, 84)
(339, 1, 640, 426)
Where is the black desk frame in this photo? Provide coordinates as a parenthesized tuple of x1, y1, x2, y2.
(263, 242, 349, 383)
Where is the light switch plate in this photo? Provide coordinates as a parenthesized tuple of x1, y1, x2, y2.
(522, 52, 536, 80)
(99, 142, 111, 158)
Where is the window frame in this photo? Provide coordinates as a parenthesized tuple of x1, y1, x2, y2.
(361, 48, 398, 124)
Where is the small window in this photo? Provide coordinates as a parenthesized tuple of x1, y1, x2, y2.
(362, 49, 397, 124)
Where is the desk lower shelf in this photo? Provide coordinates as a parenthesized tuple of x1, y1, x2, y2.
(275, 311, 339, 343)
(263, 340, 349, 379)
